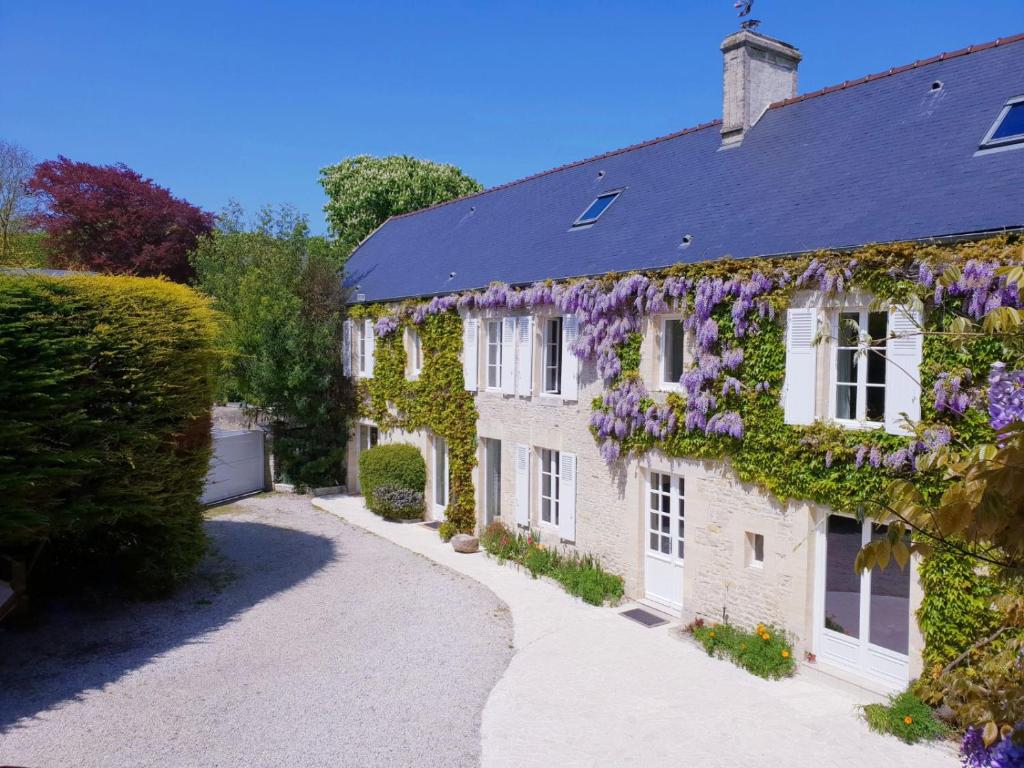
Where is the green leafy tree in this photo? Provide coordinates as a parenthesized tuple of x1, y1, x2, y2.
(191, 205, 351, 488)
(319, 155, 482, 256)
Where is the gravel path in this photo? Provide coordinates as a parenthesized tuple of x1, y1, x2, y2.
(0, 494, 513, 768)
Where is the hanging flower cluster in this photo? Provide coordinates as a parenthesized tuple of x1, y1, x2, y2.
(988, 362, 1024, 431)
(853, 425, 952, 472)
(796, 258, 853, 293)
(920, 259, 1021, 320)
(933, 370, 973, 416)
(373, 315, 398, 336)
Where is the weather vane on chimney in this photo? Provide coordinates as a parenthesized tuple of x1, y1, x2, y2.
(734, 0, 761, 30)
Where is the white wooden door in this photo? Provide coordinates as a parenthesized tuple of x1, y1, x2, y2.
(644, 472, 685, 613)
(816, 515, 911, 689)
(433, 436, 449, 522)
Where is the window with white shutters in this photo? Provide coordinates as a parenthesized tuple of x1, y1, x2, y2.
(783, 307, 818, 425)
(542, 318, 563, 395)
(486, 320, 502, 390)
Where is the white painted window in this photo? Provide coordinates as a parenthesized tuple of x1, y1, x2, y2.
(539, 448, 560, 527)
(408, 329, 422, 379)
(357, 319, 375, 378)
(463, 318, 478, 391)
(357, 424, 379, 452)
(342, 320, 353, 377)
(486, 319, 503, 390)
(660, 317, 686, 390)
(832, 309, 887, 425)
(542, 317, 563, 395)
(746, 532, 764, 568)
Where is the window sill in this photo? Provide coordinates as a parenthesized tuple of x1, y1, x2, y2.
(831, 418, 884, 432)
(537, 394, 563, 407)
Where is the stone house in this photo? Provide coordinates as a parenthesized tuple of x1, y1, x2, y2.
(341, 28, 1024, 692)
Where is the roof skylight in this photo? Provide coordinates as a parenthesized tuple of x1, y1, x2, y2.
(980, 96, 1024, 149)
(573, 191, 621, 227)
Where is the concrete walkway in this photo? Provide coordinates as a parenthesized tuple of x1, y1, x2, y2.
(313, 495, 958, 768)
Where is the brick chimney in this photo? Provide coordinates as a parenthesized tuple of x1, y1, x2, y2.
(720, 30, 801, 147)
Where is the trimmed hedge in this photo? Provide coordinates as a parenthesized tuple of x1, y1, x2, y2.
(372, 484, 425, 521)
(358, 444, 426, 512)
(0, 273, 220, 596)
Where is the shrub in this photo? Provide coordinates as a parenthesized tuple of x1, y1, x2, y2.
(690, 622, 796, 680)
(862, 691, 948, 744)
(0, 273, 220, 597)
(372, 484, 425, 521)
(478, 522, 624, 606)
(358, 444, 426, 509)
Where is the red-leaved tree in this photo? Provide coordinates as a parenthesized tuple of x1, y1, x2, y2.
(27, 156, 214, 282)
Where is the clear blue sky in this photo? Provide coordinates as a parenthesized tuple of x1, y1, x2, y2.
(3, 1, 1022, 234)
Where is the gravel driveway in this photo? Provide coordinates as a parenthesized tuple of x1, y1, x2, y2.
(0, 494, 513, 767)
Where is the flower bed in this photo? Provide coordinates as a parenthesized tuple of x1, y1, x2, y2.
(861, 691, 948, 744)
(688, 619, 796, 680)
(480, 521, 624, 606)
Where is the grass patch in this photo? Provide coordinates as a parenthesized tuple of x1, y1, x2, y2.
(689, 619, 796, 680)
(862, 691, 948, 744)
(480, 522, 624, 606)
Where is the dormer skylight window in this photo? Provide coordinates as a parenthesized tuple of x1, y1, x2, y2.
(980, 96, 1024, 150)
(572, 191, 621, 227)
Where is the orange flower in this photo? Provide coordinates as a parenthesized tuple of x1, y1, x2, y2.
(781, 650, 790, 658)
(903, 716, 913, 725)
(757, 623, 766, 633)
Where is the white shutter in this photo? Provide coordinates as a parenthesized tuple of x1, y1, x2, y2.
(501, 317, 516, 395)
(463, 318, 479, 392)
(558, 452, 576, 542)
(783, 308, 818, 425)
(342, 320, 352, 377)
(515, 444, 530, 527)
(363, 319, 376, 378)
(561, 314, 579, 401)
(884, 304, 923, 436)
(516, 316, 534, 396)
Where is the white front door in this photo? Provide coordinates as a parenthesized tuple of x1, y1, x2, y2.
(433, 436, 449, 522)
(644, 471, 685, 613)
(816, 515, 911, 689)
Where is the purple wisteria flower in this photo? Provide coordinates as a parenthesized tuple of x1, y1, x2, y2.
(961, 724, 1024, 768)
(934, 371, 972, 416)
(988, 363, 1024, 431)
(932, 260, 1022, 320)
(374, 315, 399, 337)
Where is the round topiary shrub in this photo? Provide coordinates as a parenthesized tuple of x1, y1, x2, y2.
(358, 443, 426, 512)
(371, 484, 425, 521)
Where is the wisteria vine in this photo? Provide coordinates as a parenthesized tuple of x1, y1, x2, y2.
(364, 246, 1022, 472)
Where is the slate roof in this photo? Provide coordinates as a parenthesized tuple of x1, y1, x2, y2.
(345, 33, 1024, 303)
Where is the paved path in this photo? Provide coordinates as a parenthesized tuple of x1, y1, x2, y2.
(314, 495, 958, 768)
(0, 495, 513, 768)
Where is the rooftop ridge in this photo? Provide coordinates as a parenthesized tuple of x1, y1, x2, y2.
(770, 31, 1024, 110)
(386, 119, 722, 222)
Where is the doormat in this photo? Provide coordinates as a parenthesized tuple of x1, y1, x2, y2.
(422, 521, 442, 530)
(620, 607, 669, 628)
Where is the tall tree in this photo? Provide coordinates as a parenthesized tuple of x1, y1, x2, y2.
(0, 140, 39, 262)
(319, 155, 482, 256)
(27, 156, 214, 282)
(191, 205, 351, 488)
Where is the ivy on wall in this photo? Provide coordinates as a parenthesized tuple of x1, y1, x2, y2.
(349, 305, 478, 540)
(352, 235, 1021, 660)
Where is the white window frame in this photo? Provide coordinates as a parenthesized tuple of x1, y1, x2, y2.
(356, 322, 367, 377)
(658, 315, 686, 392)
(542, 317, 563, 396)
(539, 448, 560, 528)
(746, 531, 764, 569)
(407, 328, 422, 380)
(829, 308, 887, 429)
(486, 319, 503, 391)
(979, 95, 1024, 151)
(357, 422, 379, 453)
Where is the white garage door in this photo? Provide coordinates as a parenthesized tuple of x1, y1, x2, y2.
(201, 429, 267, 505)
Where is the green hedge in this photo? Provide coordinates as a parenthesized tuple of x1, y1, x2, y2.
(358, 444, 426, 511)
(0, 273, 220, 596)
